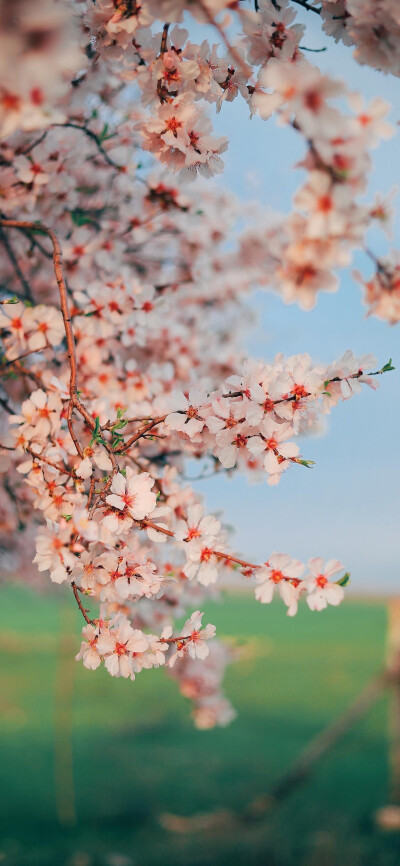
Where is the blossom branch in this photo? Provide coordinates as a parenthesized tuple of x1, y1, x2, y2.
(71, 581, 94, 625)
(53, 123, 120, 169)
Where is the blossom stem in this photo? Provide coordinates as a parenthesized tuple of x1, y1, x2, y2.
(53, 123, 120, 169)
(157, 24, 170, 103)
(71, 581, 94, 624)
(0, 225, 33, 302)
(196, 1, 252, 80)
(26, 448, 78, 478)
(139, 518, 289, 576)
(0, 219, 121, 470)
(291, 0, 321, 13)
(0, 220, 78, 395)
(1, 357, 42, 387)
(223, 365, 390, 404)
(2, 347, 51, 367)
(116, 415, 168, 452)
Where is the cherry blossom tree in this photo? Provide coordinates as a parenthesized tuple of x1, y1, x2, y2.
(0, 0, 397, 728)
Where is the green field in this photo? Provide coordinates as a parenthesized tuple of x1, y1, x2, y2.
(0, 586, 399, 866)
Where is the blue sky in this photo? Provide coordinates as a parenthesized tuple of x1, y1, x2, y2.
(188, 9, 400, 593)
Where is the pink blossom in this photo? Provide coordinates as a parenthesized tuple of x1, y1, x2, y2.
(168, 610, 216, 667)
(75, 624, 102, 670)
(96, 620, 149, 679)
(302, 558, 346, 611)
(106, 468, 157, 520)
(254, 553, 305, 609)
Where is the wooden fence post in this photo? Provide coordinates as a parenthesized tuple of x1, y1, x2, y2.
(375, 598, 400, 830)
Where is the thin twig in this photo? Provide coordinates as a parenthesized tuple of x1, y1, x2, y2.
(116, 415, 168, 453)
(71, 581, 94, 625)
(291, 0, 321, 13)
(21, 130, 48, 156)
(300, 45, 327, 52)
(0, 225, 33, 301)
(53, 123, 120, 169)
(196, 1, 252, 80)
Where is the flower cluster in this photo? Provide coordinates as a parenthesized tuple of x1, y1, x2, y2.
(354, 252, 400, 323)
(249, 50, 394, 309)
(320, 0, 400, 78)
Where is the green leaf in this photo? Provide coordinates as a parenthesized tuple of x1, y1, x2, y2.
(75, 185, 100, 195)
(380, 358, 395, 373)
(336, 572, 351, 587)
(111, 433, 124, 447)
(28, 225, 48, 236)
(89, 416, 101, 446)
(98, 123, 109, 141)
(110, 418, 128, 432)
(298, 459, 315, 468)
(70, 208, 96, 227)
(2, 295, 20, 305)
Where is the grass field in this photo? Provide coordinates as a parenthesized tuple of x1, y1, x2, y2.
(0, 586, 399, 866)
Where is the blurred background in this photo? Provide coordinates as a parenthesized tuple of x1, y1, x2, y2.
(1, 588, 400, 866)
(1, 7, 400, 866)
